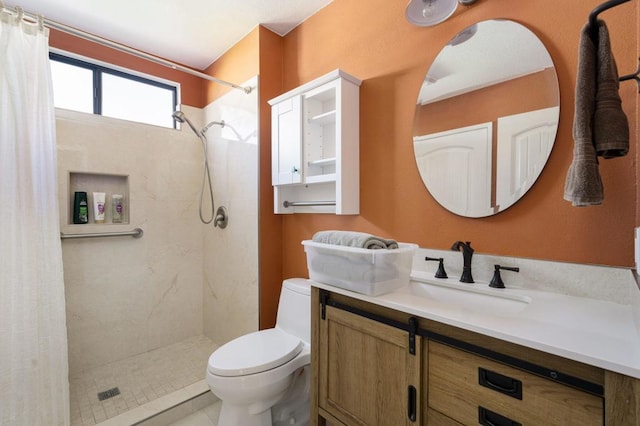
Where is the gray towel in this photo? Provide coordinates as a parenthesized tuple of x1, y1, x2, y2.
(593, 20, 629, 158)
(312, 230, 399, 249)
(564, 21, 603, 206)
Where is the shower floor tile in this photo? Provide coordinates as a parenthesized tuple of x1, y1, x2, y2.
(69, 335, 218, 426)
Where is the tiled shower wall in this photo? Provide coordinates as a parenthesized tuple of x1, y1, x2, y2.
(57, 107, 206, 376)
(56, 76, 260, 378)
(202, 76, 260, 343)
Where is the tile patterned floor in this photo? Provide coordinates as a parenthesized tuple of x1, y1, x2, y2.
(69, 335, 218, 426)
(165, 400, 221, 426)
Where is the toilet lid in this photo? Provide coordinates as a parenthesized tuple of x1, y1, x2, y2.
(208, 328, 303, 377)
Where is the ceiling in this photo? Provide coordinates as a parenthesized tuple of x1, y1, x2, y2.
(418, 19, 555, 105)
(5, 0, 333, 70)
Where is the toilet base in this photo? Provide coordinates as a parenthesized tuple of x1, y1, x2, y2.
(215, 366, 310, 426)
(271, 366, 310, 426)
(218, 403, 272, 426)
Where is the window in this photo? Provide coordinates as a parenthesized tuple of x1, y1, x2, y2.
(49, 52, 178, 128)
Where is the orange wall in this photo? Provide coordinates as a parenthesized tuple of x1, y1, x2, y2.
(414, 69, 559, 135)
(276, 0, 639, 287)
(257, 27, 285, 329)
(203, 28, 260, 104)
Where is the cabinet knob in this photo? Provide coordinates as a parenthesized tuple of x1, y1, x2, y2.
(291, 166, 299, 173)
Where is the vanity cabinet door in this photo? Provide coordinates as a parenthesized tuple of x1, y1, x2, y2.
(318, 305, 421, 425)
(428, 341, 603, 426)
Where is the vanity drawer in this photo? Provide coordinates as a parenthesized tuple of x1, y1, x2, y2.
(428, 341, 603, 426)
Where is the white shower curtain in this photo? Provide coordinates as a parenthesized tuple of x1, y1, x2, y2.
(0, 9, 70, 426)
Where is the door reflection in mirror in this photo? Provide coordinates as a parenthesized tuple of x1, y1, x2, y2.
(413, 19, 560, 218)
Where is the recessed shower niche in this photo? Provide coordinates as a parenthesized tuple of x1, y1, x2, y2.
(68, 172, 129, 225)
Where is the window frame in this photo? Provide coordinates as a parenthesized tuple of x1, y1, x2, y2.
(49, 51, 179, 128)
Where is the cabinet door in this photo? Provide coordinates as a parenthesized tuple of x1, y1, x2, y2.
(271, 96, 302, 185)
(318, 305, 421, 425)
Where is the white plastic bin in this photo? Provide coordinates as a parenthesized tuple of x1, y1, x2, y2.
(302, 240, 418, 296)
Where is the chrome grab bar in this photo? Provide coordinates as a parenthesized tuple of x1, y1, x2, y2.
(283, 201, 336, 208)
(60, 227, 144, 240)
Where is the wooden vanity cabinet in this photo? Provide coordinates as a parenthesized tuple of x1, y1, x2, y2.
(316, 304, 421, 425)
(311, 287, 640, 426)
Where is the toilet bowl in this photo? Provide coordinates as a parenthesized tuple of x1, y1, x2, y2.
(206, 278, 311, 426)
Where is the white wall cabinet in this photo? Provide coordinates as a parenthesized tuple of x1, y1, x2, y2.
(268, 69, 361, 214)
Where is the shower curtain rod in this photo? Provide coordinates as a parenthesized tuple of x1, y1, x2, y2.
(2, 4, 253, 94)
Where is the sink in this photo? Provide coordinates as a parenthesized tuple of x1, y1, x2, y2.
(408, 277, 532, 316)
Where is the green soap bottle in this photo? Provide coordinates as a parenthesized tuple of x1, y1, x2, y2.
(73, 192, 89, 224)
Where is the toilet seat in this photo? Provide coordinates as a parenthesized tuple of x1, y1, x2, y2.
(208, 328, 303, 377)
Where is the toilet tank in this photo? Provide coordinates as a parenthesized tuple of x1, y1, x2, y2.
(275, 278, 311, 344)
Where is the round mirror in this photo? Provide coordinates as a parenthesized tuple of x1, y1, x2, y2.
(412, 19, 559, 217)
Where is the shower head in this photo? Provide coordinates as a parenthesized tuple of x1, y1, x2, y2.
(202, 120, 225, 133)
(172, 110, 200, 136)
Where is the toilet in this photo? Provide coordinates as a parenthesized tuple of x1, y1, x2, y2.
(206, 278, 311, 426)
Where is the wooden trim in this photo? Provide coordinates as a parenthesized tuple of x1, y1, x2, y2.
(311, 288, 322, 425)
(318, 407, 347, 426)
(426, 408, 464, 425)
(422, 339, 430, 424)
(605, 371, 640, 425)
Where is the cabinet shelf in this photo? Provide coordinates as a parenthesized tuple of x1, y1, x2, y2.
(308, 110, 336, 125)
(306, 173, 337, 184)
(308, 157, 336, 168)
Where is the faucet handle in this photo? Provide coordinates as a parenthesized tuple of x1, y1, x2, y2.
(425, 257, 448, 279)
(489, 264, 520, 289)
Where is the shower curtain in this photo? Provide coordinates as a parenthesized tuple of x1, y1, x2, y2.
(0, 9, 70, 426)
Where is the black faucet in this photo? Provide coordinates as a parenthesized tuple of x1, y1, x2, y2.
(451, 241, 474, 283)
(489, 264, 520, 288)
(425, 256, 448, 279)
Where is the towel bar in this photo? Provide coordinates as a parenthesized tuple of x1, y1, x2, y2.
(588, 0, 631, 35)
(619, 58, 640, 91)
(588, 0, 639, 91)
(60, 227, 144, 240)
(283, 201, 336, 208)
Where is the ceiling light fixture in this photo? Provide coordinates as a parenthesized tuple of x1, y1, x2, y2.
(405, 0, 478, 27)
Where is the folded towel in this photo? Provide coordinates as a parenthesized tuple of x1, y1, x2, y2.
(564, 21, 604, 206)
(312, 230, 399, 249)
(593, 20, 629, 158)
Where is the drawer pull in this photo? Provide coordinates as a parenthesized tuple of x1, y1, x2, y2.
(407, 385, 417, 422)
(478, 406, 522, 426)
(478, 367, 523, 400)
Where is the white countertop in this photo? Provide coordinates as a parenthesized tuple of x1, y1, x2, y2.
(310, 272, 640, 380)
